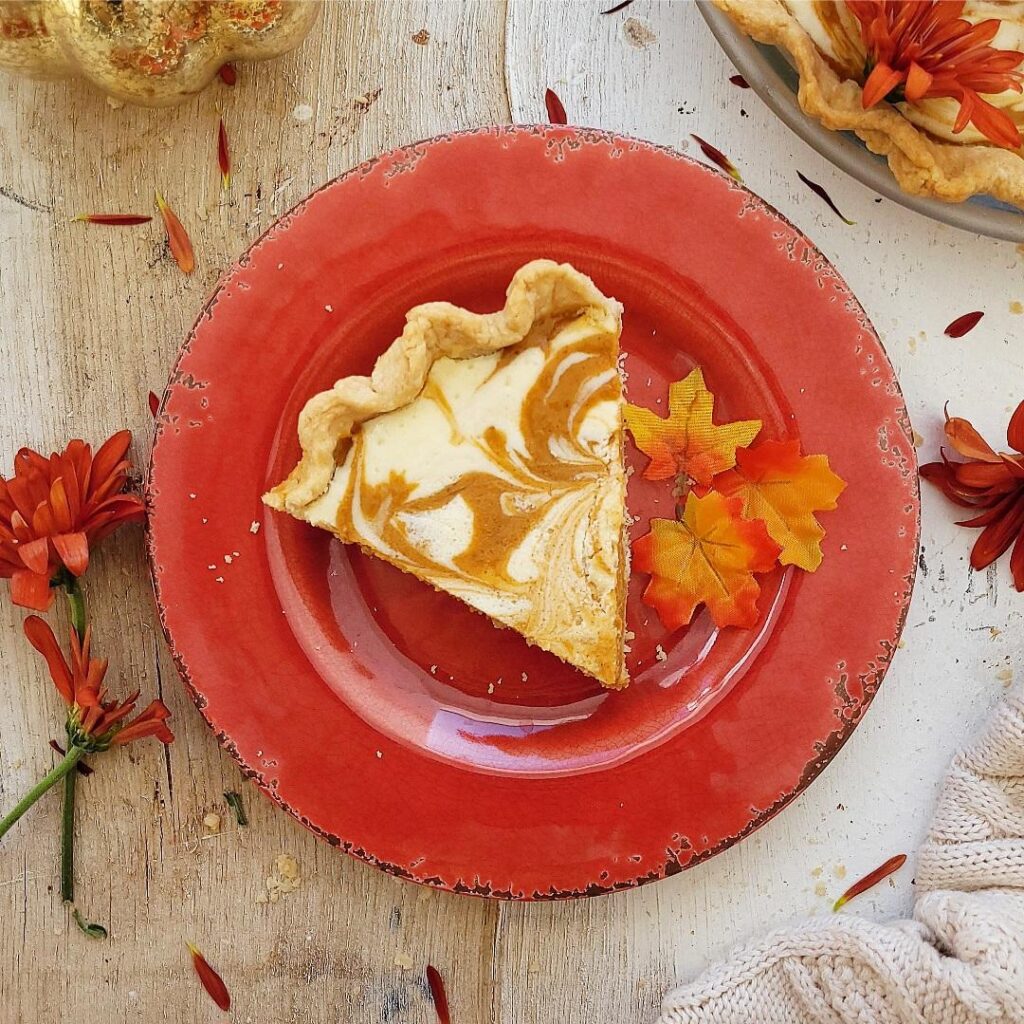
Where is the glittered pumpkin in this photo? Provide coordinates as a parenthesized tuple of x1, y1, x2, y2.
(0, 1, 319, 106)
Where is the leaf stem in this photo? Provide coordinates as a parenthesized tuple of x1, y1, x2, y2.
(0, 747, 85, 841)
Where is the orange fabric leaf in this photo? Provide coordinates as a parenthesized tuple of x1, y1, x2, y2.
(625, 368, 762, 485)
(714, 439, 846, 572)
(632, 491, 781, 631)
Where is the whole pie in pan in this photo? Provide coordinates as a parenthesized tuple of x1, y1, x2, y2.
(714, 0, 1024, 208)
(264, 260, 630, 689)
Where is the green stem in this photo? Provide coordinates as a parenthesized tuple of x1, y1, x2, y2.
(61, 767, 77, 903)
(59, 579, 87, 901)
(0, 747, 85, 842)
(64, 576, 86, 642)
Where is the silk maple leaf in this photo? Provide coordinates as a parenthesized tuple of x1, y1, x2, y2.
(714, 440, 847, 572)
(625, 368, 762, 485)
(633, 491, 781, 631)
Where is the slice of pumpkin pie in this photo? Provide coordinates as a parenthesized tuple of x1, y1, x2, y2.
(264, 260, 629, 688)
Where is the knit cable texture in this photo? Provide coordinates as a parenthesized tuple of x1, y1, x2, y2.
(657, 687, 1024, 1024)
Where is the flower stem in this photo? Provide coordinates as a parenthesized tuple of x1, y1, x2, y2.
(59, 579, 87, 901)
(61, 767, 77, 903)
(0, 747, 85, 842)
(64, 577, 86, 642)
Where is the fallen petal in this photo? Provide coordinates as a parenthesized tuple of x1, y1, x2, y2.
(72, 213, 152, 226)
(690, 134, 742, 182)
(944, 311, 984, 338)
(217, 117, 231, 190)
(834, 853, 906, 911)
(155, 192, 195, 275)
(426, 965, 450, 1024)
(545, 88, 567, 125)
(797, 171, 855, 225)
(187, 943, 230, 1011)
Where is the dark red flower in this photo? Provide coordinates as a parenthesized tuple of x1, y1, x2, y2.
(848, 1, 1024, 148)
(0, 431, 145, 610)
(920, 401, 1024, 589)
(24, 616, 173, 751)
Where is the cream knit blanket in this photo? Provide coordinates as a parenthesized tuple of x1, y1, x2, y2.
(658, 687, 1024, 1024)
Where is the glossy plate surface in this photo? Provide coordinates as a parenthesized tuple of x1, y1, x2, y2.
(148, 126, 919, 899)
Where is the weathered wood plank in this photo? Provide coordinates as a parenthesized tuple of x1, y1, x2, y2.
(0, 4, 509, 1022)
(501, 1, 1023, 1021)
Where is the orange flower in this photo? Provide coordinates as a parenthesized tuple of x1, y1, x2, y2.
(23, 616, 173, 751)
(920, 400, 1024, 590)
(0, 431, 145, 611)
(848, 1, 1024, 148)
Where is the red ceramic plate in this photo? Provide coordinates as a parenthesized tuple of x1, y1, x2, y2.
(148, 126, 918, 899)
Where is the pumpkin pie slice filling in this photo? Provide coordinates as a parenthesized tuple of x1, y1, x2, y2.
(264, 260, 630, 689)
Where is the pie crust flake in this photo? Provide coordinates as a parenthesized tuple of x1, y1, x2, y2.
(264, 260, 630, 689)
(714, 0, 1024, 208)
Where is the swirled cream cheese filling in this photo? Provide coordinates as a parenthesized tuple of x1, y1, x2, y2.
(301, 311, 628, 688)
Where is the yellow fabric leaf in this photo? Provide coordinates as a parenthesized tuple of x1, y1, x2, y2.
(625, 368, 761, 485)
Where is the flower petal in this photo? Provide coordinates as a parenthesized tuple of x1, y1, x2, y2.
(10, 569, 53, 611)
(970, 495, 1024, 568)
(89, 430, 131, 497)
(862, 63, 904, 107)
(111, 699, 174, 746)
(49, 477, 73, 532)
(945, 415, 1002, 462)
(1007, 400, 1024, 454)
(904, 60, 934, 100)
(53, 532, 89, 577)
(963, 91, 1022, 148)
(953, 461, 1015, 488)
(17, 536, 49, 575)
(23, 614, 74, 703)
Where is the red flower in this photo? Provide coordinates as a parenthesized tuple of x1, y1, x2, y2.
(0, 431, 145, 611)
(920, 401, 1024, 590)
(24, 616, 173, 751)
(848, 1, 1024, 148)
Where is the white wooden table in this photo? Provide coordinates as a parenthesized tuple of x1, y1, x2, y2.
(1, 3, 1021, 1022)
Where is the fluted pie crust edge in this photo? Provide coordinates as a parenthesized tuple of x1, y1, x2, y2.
(264, 260, 623, 514)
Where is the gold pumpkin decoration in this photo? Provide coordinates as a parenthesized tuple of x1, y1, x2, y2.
(0, 0, 319, 106)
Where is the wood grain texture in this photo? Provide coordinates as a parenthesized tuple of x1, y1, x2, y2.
(1, 2, 1022, 1023)
(502, 3, 1024, 1022)
(0, 4, 507, 1023)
